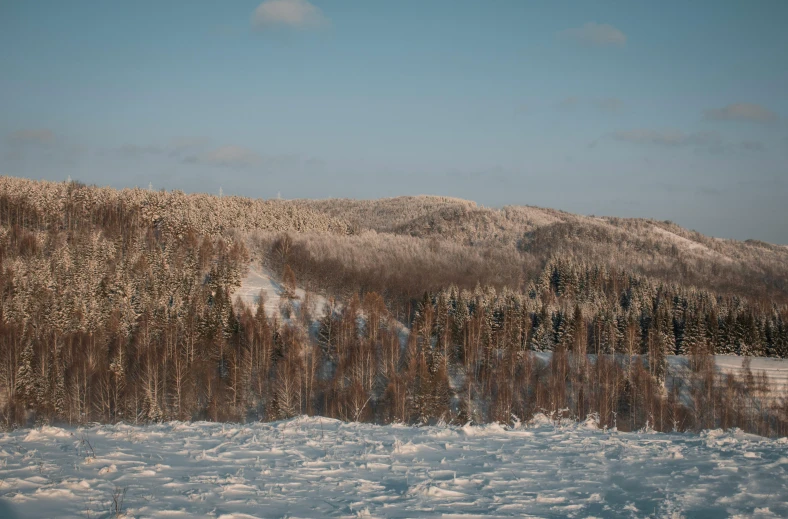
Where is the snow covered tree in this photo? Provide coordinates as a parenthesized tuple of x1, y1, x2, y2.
(15, 340, 38, 410)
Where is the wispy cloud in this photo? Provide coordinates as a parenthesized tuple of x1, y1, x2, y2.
(703, 103, 778, 123)
(252, 0, 328, 30)
(184, 146, 264, 169)
(556, 97, 625, 113)
(115, 144, 165, 157)
(169, 137, 211, 152)
(558, 97, 579, 109)
(4, 128, 85, 166)
(111, 138, 305, 171)
(611, 129, 764, 154)
(595, 98, 624, 114)
(739, 140, 765, 152)
(696, 186, 723, 197)
(112, 137, 210, 159)
(558, 22, 626, 47)
(612, 129, 716, 148)
(7, 128, 56, 146)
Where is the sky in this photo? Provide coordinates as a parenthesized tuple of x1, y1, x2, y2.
(1, 1, 787, 243)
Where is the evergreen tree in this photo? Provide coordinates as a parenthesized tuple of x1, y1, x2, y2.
(15, 340, 38, 409)
(529, 305, 554, 352)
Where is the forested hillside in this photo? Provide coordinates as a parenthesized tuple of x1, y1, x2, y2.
(1, 176, 787, 436)
(293, 196, 788, 302)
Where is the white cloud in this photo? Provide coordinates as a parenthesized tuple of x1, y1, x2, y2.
(558, 22, 626, 47)
(252, 0, 328, 30)
(703, 103, 778, 123)
(184, 146, 263, 168)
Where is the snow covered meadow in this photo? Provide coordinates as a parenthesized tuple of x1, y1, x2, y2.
(1, 417, 787, 518)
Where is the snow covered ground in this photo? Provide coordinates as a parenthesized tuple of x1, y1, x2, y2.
(1, 417, 787, 518)
(232, 264, 329, 319)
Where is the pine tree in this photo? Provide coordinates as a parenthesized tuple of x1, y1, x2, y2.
(571, 304, 585, 353)
(52, 346, 67, 420)
(658, 306, 676, 358)
(556, 308, 575, 351)
(648, 322, 668, 386)
(735, 313, 750, 356)
(719, 311, 737, 355)
(452, 291, 469, 364)
(705, 308, 720, 354)
(15, 340, 38, 409)
(529, 306, 554, 352)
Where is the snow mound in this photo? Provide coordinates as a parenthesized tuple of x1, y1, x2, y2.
(23, 426, 73, 442)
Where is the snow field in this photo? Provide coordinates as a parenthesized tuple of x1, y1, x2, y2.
(1, 417, 787, 518)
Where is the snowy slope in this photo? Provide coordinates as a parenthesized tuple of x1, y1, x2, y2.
(231, 264, 287, 316)
(1, 418, 787, 518)
(666, 356, 788, 396)
(710, 356, 788, 394)
(232, 264, 413, 344)
(232, 264, 329, 319)
(530, 353, 788, 397)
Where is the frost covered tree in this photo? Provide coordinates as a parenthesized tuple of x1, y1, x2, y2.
(1, 175, 787, 434)
(15, 341, 38, 411)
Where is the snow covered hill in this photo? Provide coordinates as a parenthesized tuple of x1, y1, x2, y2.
(1, 418, 787, 518)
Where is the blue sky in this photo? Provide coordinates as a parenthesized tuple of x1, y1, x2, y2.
(2, 1, 787, 243)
